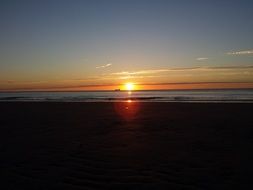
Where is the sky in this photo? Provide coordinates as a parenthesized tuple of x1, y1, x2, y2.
(0, 0, 253, 91)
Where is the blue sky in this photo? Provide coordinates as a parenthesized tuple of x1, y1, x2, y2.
(0, 0, 253, 90)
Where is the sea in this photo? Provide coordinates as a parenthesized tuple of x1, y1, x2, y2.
(0, 89, 253, 103)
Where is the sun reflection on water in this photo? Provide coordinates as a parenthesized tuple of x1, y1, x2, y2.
(113, 99, 139, 121)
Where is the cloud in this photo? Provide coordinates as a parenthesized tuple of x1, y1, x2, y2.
(118, 75, 161, 80)
(111, 69, 170, 75)
(138, 81, 253, 86)
(110, 65, 253, 76)
(196, 57, 208, 61)
(227, 49, 253, 55)
(111, 67, 209, 75)
(96, 63, 112, 69)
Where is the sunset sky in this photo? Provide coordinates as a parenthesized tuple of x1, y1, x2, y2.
(0, 0, 253, 91)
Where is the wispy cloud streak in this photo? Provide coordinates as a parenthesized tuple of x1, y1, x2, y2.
(227, 49, 253, 55)
(111, 66, 253, 76)
(196, 57, 208, 61)
(96, 63, 112, 69)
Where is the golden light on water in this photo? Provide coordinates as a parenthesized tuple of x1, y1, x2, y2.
(113, 100, 139, 121)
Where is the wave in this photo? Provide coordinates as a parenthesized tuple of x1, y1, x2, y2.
(1, 90, 253, 103)
(1, 96, 253, 103)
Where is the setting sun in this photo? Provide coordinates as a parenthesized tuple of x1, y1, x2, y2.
(125, 83, 135, 91)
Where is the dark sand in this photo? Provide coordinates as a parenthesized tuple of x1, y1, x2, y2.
(0, 102, 252, 189)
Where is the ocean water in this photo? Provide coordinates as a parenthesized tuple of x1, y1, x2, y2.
(0, 89, 253, 103)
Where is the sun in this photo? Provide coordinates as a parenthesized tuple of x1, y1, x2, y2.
(125, 82, 135, 91)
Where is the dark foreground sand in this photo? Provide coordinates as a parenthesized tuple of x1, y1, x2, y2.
(0, 102, 252, 189)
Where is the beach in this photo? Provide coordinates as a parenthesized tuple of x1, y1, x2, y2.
(0, 102, 252, 189)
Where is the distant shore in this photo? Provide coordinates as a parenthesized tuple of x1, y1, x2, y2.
(0, 102, 252, 189)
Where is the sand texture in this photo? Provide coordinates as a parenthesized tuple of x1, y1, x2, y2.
(0, 102, 252, 189)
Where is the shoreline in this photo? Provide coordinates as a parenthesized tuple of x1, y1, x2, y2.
(1, 100, 253, 103)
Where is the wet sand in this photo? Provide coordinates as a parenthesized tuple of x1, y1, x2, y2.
(0, 102, 252, 189)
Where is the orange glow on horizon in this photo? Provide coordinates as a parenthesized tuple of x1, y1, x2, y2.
(1, 82, 253, 92)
